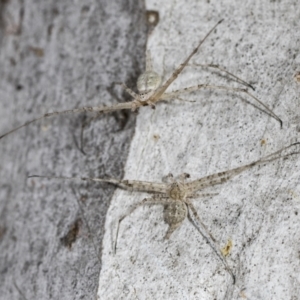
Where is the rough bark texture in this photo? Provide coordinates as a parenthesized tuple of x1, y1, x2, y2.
(98, 0, 300, 299)
(0, 0, 147, 299)
(1, 0, 300, 299)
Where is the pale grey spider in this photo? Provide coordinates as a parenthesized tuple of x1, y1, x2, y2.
(29, 142, 300, 284)
(0, 19, 282, 145)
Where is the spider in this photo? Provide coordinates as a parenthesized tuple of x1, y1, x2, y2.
(0, 19, 282, 144)
(29, 142, 300, 285)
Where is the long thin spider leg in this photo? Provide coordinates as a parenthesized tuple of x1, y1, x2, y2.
(186, 142, 300, 194)
(114, 82, 140, 99)
(186, 199, 236, 284)
(161, 84, 282, 127)
(189, 63, 255, 90)
(150, 19, 224, 103)
(0, 102, 133, 140)
(13, 279, 28, 300)
(70, 186, 101, 264)
(176, 96, 196, 103)
(0, 21, 225, 140)
(145, 50, 153, 72)
(188, 192, 219, 198)
(28, 175, 168, 194)
(80, 114, 101, 155)
(114, 81, 149, 111)
(114, 195, 171, 254)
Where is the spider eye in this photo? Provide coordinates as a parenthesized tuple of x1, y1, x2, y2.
(137, 71, 162, 94)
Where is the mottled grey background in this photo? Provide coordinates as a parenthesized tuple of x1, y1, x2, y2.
(99, 0, 300, 299)
(0, 0, 147, 299)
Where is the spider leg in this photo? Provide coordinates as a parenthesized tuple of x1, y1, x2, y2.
(79, 109, 125, 155)
(176, 97, 196, 103)
(13, 280, 28, 300)
(186, 142, 300, 194)
(188, 192, 219, 198)
(79, 114, 100, 155)
(176, 173, 191, 181)
(114, 195, 171, 253)
(186, 199, 236, 284)
(115, 81, 145, 111)
(161, 84, 282, 127)
(114, 82, 139, 100)
(189, 63, 255, 90)
(0, 102, 133, 140)
(149, 19, 224, 104)
(145, 50, 153, 72)
(28, 175, 168, 194)
(162, 173, 174, 184)
(70, 186, 101, 264)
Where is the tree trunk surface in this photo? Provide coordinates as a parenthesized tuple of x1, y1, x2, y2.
(1, 0, 300, 300)
(99, 0, 300, 299)
(0, 0, 146, 299)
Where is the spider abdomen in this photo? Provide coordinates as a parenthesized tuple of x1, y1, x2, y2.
(163, 201, 187, 229)
(137, 70, 161, 95)
(163, 182, 190, 239)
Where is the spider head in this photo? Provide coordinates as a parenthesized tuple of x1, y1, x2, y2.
(168, 182, 187, 200)
(137, 70, 161, 96)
